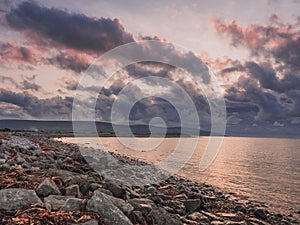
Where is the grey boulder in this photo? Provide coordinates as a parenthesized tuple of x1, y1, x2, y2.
(0, 188, 42, 210)
(36, 178, 61, 197)
(87, 190, 133, 225)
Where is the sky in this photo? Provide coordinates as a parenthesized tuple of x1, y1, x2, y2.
(0, 0, 300, 136)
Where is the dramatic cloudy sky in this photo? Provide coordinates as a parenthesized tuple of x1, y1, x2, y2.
(0, 0, 300, 136)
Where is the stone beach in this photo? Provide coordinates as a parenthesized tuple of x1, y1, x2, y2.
(0, 132, 299, 225)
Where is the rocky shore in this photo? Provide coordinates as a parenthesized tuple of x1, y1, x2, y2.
(0, 132, 299, 225)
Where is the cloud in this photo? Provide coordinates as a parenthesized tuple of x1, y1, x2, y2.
(6, 1, 134, 53)
(212, 16, 300, 69)
(48, 50, 92, 73)
(0, 89, 73, 119)
(0, 40, 37, 64)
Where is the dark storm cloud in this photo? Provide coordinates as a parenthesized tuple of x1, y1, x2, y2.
(6, 1, 134, 52)
(212, 16, 300, 130)
(224, 63, 300, 124)
(245, 61, 300, 93)
(0, 89, 73, 119)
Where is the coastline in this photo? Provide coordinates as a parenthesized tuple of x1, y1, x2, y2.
(0, 132, 299, 224)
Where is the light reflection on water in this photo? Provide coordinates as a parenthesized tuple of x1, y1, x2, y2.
(58, 136, 300, 215)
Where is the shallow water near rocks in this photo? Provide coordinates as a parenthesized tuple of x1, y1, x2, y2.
(57, 136, 300, 217)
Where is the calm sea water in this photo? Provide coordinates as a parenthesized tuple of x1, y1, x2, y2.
(58, 136, 300, 215)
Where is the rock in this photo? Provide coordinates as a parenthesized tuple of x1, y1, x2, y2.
(16, 156, 25, 164)
(65, 184, 82, 197)
(247, 218, 269, 225)
(200, 211, 223, 221)
(103, 192, 134, 215)
(0, 158, 6, 164)
(87, 190, 133, 225)
(144, 186, 156, 195)
(89, 183, 102, 192)
(150, 207, 182, 225)
(103, 181, 126, 199)
(61, 198, 85, 211)
(174, 193, 188, 200)
(48, 169, 88, 187)
(36, 178, 61, 197)
(254, 208, 268, 220)
(234, 205, 247, 213)
(72, 220, 99, 225)
(128, 198, 155, 213)
(0, 188, 42, 210)
(129, 210, 147, 224)
(95, 187, 113, 196)
(126, 187, 140, 198)
(44, 195, 70, 211)
(187, 212, 203, 221)
(182, 198, 202, 212)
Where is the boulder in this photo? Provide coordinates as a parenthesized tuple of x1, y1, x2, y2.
(61, 198, 85, 211)
(36, 178, 61, 197)
(44, 195, 70, 211)
(87, 190, 133, 225)
(103, 192, 134, 215)
(0, 188, 42, 210)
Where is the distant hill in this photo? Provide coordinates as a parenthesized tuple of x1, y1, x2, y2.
(0, 119, 210, 136)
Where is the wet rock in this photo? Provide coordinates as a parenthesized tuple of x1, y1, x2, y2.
(0, 188, 42, 210)
(182, 198, 202, 212)
(254, 208, 268, 220)
(36, 178, 61, 197)
(87, 190, 133, 225)
(44, 195, 70, 211)
(61, 198, 85, 211)
(65, 184, 82, 197)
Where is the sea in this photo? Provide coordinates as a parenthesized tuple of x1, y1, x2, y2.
(57, 136, 300, 216)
